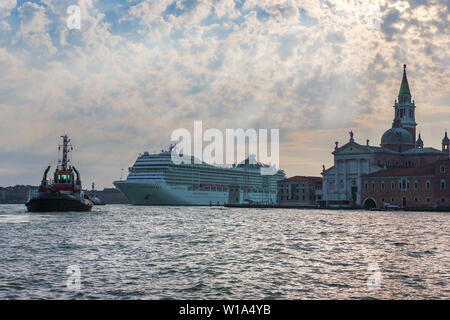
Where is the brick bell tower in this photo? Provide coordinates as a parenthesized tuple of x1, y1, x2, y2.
(393, 64, 417, 144)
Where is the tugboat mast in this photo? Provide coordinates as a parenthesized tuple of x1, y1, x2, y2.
(59, 135, 72, 170)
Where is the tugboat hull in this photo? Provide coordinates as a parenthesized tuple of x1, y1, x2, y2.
(26, 194, 93, 212)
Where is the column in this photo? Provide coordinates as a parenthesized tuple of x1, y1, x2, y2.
(357, 159, 361, 205)
(334, 159, 339, 200)
(343, 159, 347, 200)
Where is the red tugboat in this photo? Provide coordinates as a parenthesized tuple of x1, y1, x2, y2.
(26, 135, 93, 212)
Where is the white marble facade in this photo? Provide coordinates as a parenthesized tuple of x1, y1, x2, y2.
(321, 135, 382, 206)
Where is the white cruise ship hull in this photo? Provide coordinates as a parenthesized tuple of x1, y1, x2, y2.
(113, 180, 276, 206)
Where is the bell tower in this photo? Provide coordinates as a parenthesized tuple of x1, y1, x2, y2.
(443, 131, 450, 154)
(393, 64, 417, 143)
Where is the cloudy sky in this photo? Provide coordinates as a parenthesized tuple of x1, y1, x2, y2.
(0, 0, 448, 188)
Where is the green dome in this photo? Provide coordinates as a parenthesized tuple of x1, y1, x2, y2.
(381, 127, 414, 146)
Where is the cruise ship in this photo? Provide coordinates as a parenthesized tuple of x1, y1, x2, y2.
(113, 145, 286, 205)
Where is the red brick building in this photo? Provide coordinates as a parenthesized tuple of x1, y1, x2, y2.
(361, 158, 450, 209)
(277, 176, 322, 206)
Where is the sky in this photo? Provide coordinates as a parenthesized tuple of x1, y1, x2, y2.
(0, 0, 448, 188)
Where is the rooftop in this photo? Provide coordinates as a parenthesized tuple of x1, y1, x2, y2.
(280, 176, 322, 183)
(402, 147, 445, 154)
(363, 165, 435, 178)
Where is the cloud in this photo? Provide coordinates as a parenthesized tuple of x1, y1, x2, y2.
(0, 0, 16, 19)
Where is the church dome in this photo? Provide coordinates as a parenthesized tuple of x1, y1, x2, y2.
(381, 127, 413, 146)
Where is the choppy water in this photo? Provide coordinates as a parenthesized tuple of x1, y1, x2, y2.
(0, 204, 448, 299)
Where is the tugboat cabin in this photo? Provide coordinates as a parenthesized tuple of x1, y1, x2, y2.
(54, 170, 74, 184)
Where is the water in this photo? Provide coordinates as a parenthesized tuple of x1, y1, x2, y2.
(0, 204, 448, 299)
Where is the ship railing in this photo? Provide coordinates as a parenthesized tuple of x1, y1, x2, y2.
(208, 163, 235, 169)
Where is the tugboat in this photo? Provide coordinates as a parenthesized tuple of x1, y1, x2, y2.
(26, 135, 93, 212)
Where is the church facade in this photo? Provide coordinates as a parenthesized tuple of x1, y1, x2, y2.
(321, 65, 450, 208)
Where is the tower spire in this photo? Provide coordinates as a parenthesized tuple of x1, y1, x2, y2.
(398, 64, 411, 97)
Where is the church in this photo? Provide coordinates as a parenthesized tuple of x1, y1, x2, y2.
(321, 65, 450, 208)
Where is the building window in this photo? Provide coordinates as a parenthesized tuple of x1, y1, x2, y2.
(381, 181, 385, 190)
(414, 197, 418, 203)
(391, 181, 395, 190)
(426, 180, 431, 190)
(391, 197, 395, 203)
(441, 165, 446, 173)
(365, 182, 368, 190)
(414, 180, 418, 189)
(371, 182, 375, 190)
(441, 198, 446, 204)
(426, 197, 430, 203)
(406, 161, 415, 168)
(401, 179, 407, 190)
(441, 179, 446, 190)
(381, 198, 385, 202)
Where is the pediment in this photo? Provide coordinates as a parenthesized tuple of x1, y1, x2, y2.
(333, 141, 370, 155)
